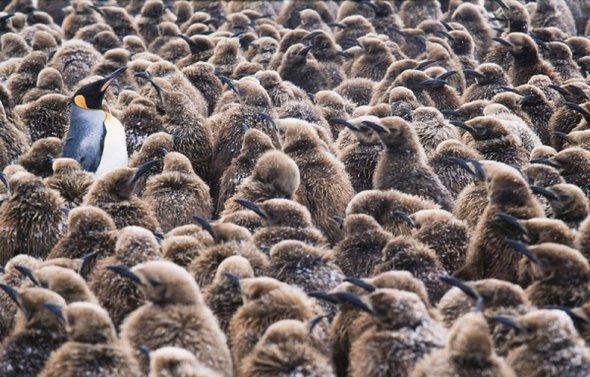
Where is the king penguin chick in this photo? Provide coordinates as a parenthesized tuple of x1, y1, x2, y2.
(43, 158, 95, 208)
(0, 287, 67, 377)
(84, 162, 161, 232)
(14, 137, 62, 178)
(88, 226, 162, 327)
(115, 261, 233, 376)
(278, 43, 329, 94)
(147, 346, 223, 377)
(24, 264, 97, 304)
(203, 255, 254, 336)
(455, 161, 545, 282)
(348, 288, 447, 377)
(62, 67, 128, 177)
(144, 151, 212, 233)
(500, 309, 590, 377)
(240, 319, 334, 377)
(62, 0, 105, 39)
(410, 312, 516, 377)
(0, 171, 67, 265)
(281, 119, 355, 245)
(411, 106, 460, 156)
(228, 276, 320, 371)
(332, 213, 393, 278)
(368, 117, 454, 211)
(545, 183, 590, 229)
(39, 302, 141, 377)
(216, 128, 274, 216)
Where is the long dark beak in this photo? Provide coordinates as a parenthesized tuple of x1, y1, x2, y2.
(419, 79, 447, 88)
(309, 315, 327, 334)
(416, 59, 438, 71)
(0, 13, 14, 23)
(504, 239, 544, 267)
(392, 211, 416, 227)
(14, 265, 40, 287)
(492, 37, 513, 48)
(440, 109, 460, 118)
(520, 94, 537, 106)
(327, 22, 347, 29)
(130, 160, 159, 186)
(463, 69, 485, 79)
(297, 45, 312, 57)
(530, 158, 562, 169)
(192, 215, 216, 239)
(80, 252, 99, 281)
(0, 284, 20, 307)
(329, 118, 359, 131)
(106, 265, 142, 285)
(235, 199, 268, 219)
(435, 30, 454, 41)
(529, 185, 561, 201)
(301, 30, 323, 42)
(496, 212, 528, 236)
(139, 346, 151, 363)
(547, 305, 590, 324)
(218, 75, 240, 96)
(331, 292, 375, 314)
(564, 101, 590, 120)
(89, 4, 105, 16)
(552, 131, 572, 143)
(548, 84, 570, 96)
(332, 216, 345, 228)
(439, 275, 479, 300)
(307, 291, 340, 304)
(361, 120, 388, 134)
(388, 26, 406, 38)
(257, 112, 278, 132)
(178, 35, 200, 54)
(450, 120, 475, 133)
(224, 272, 241, 286)
(0, 172, 8, 190)
(491, 315, 524, 332)
(438, 71, 457, 81)
(343, 277, 376, 292)
(45, 303, 66, 323)
(100, 67, 127, 93)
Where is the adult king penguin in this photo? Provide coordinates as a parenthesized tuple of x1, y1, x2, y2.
(62, 67, 128, 176)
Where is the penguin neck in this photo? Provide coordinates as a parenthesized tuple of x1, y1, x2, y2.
(71, 102, 106, 113)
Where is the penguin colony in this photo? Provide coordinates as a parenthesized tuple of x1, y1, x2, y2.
(3, 0, 590, 376)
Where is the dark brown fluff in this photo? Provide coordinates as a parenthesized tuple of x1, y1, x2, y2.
(12, 135, 62, 178)
(39, 302, 141, 377)
(119, 261, 232, 376)
(43, 158, 94, 209)
(144, 152, 212, 233)
(88, 226, 162, 327)
(0, 171, 67, 265)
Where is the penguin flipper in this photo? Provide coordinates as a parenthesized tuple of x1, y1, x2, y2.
(62, 107, 107, 173)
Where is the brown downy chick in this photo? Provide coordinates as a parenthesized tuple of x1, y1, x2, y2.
(208, 37, 245, 77)
(493, 32, 560, 86)
(350, 36, 394, 82)
(533, 147, 590, 197)
(119, 98, 165, 155)
(14, 137, 61, 178)
(543, 41, 582, 82)
(348, 288, 447, 377)
(411, 209, 470, 274)
(62, 0, 104, 39)
(411, 312, 516, 377)
(278, 43, 329, 94)
(84, 163, 162, 233)
(88, 226, 162, 327)
(127, 132, 171, 195)
(21, 67, 65, 103)
(509, 241, 590, 307)
(333, 214, 393, 278)
(137, 0, 172, 45)
(144, 152, 212, 233)
(374, 237, 449, 304)
(400, 0, 442, 28)
(43, 158, 94, 209)
(203, 255, 254, 336)
(23, 265, 96, 304)
(281, 119, 355, 245)
(500, 309, 590, 377)
(39, 302, 141, 377)
(346, 189, 439, 236)
(188, 221, 269, 289)
(14, 92, 70, 142)
(221, 150, 300, 216)
(228, 277, 320, 370)
(456, 116, 529, 166)
(463, 63, 511, 102)
(0, 287, 67, 377)
(176, 35, 215, 70)
(115, 261, 232, 376)
(6, 51, 47, 106)
(451, 3, 493, 62)
(99, 5, 137, 39)
(428, 139, 482, 199)
(544, 183, 589, 229)
(0, 254, 41, 342)
(215, 129, 274, 216)
(0, 171, 67, 265)
(161, 234, 211, 268)
(0, 100, 29, 170)
(240, 319, 334, 377)
(369, 117, 454, 211)
(181, 62, 221, 115)
(455, 161, 545, 282)
(147, 346, 222, 377)
(412, 106, 460, 155)
(237, 198, 327, 248)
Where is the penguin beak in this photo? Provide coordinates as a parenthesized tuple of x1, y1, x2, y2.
(0, 13, 14, 23)
(392, 211, 416, 228)
(257, 113, 278, 132)
(419, 79, 447, 88)
(14, 265, 41, 287)
(504, 239, 545, 268)
(530, 158, 562, 169)
(361, 120, 388, 134)
(492, 37, 513, 49)
(491, 315, 524, 333)
(520, 94, 537, 106)
(446, 157, 486, 180)
(496, 212, 529, 236)
(330, 292, 375, 315)
(329, 118, 359, 131)
(80, 252, 99, 281)
(178, 34, 200, 54)
(309, 315, 327, 335)
(440, 109, 461, 118)
(439, 276, 479, 301)
(552, 131, 572, 144)
(218, 75, 240, 96)
(332, 216, 345, 228)
(139, 346, 151, 363)
(548, 84, 570, 97)
(343, 277, 376, 292)
(106, 265, 142, 285)
(463, 69, 485, 80)
(529, 185, 562, 201)
(131, 160, 159, 186)
(235, 199, 268, 219)
(100, 67, 128, 93)
(415, 60, 438, 71)
(547, 305, 590, 324)
(564, 101, 590, 121)
(224, 272, 242, 286)
(0, 284, 21, 309)
(0, 172, 8, 190)
(297, 45, 312, 58)
(301, 30, 323, 42)
(192, 215, 216, 239)
(45, 303, 66, 324)
(307, 291, 340, 304)
(450, 120, 475, 133)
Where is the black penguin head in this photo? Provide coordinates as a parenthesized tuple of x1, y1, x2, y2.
(72, 67, 127, 110)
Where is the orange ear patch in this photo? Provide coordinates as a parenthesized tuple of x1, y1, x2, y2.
(74, 95, 88, 109)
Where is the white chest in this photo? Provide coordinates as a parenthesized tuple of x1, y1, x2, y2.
(95, 113, 128, 177)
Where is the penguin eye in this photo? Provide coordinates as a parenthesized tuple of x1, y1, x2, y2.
(148, 279, 161, 287)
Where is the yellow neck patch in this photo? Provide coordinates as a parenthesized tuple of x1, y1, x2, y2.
(74, 95, 88, 109)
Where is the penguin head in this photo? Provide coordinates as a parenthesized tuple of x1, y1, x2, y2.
(72, 67, 127, 110)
